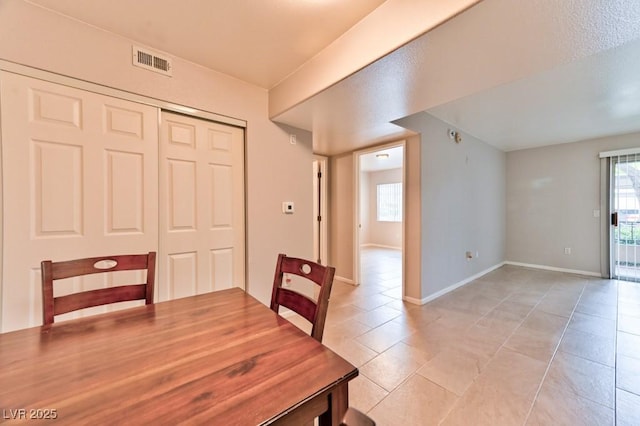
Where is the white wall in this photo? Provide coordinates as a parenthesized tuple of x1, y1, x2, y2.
(506, 131, 640, 274)
(396, 113, 506, 301)
(360, 171, 371, 245)
(364, 169, 403, 249)
(329, 153, 354, 282)
(405, 135, 422, 301)
(0, 1, 314, 306)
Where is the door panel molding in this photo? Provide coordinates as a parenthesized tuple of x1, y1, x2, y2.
(159, 111, 245, 301)
(0, 72, 158, 331)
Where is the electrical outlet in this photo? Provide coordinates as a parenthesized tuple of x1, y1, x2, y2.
(282, 202, 294, 214)
(564, 247, 571, 255)
(466, 251, 473, 259)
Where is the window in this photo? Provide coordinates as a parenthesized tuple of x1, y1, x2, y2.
(377, 182, 402, 222)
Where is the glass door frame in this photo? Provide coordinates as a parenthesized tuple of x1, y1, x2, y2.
(610, 154, 640, 282)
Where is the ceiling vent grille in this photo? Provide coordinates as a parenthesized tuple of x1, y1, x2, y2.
(132, 46, 172, 76)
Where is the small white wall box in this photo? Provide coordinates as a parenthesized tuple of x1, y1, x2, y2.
(282, 202, 295, 214)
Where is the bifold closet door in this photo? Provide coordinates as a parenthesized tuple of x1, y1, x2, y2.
(158, 111, 245, 300)
(0, 72, 158, 332)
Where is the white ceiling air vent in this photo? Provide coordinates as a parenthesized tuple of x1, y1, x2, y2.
(132, 46, 172, 77)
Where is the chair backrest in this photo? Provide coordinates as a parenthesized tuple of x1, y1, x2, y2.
(41, 252, 156, 325)
(270, 253, 335, 342)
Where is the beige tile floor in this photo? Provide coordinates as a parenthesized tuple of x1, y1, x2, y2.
(288, 248, 640, 425)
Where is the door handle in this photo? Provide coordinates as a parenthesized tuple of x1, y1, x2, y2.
(612, 212, 619, 227)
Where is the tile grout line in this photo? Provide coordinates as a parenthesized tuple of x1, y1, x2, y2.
(437, 273, 554, 425)
(471, 276, 564, 425)
(520, 277, 595, 425)
(328, 249, 405, 415)
(413, 273, 529, 424)
(352, 250, 411, 416)
(355, 250, 464, 418)
(525, 282, 618, 424)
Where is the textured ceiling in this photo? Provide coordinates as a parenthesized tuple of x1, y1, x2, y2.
(274, 0, 640, 155)
(427, 36, 640, 152)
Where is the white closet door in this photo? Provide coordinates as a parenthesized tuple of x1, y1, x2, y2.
(0, 72, 158, 332)
(159, 111, 245, 300)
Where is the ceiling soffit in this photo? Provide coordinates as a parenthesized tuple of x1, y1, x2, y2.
(274, 0, 640, 155)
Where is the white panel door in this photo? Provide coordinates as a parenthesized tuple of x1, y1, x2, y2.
(0, 72, 158, 332)
(159, 111, 245, 300)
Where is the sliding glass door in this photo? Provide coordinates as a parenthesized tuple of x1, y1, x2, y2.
(612, 155, 640, 281)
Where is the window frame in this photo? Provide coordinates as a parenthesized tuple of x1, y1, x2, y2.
(376, 182, 402, 222)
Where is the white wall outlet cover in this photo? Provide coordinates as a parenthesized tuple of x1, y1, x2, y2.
(282, 202, 295, 214)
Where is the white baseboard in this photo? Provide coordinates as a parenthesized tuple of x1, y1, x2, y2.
(504, 261, 601, 277)
(360, 244, 402, 251)
(403, 262, 506, 306)
(334, 275, 357, 286)
(402, 295, 424, 305)
(403, 261, 602, 307)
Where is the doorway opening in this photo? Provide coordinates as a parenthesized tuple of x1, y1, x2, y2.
(354, 142, 405, 290)
(611, 154, 640, 281)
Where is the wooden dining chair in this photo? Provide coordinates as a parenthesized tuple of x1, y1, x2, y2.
(341, 407, 376, 426)
(41, 252, 156, 325)
(270, 253, 335, 342)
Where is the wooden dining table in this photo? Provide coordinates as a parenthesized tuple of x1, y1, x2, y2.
(0, 288, 358, 425)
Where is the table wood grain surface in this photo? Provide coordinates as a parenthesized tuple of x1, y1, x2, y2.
(0, 288, 358, 425)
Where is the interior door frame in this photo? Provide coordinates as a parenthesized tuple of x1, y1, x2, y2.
(353, 140, 406, 286)
(313, 155, 328, 265)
